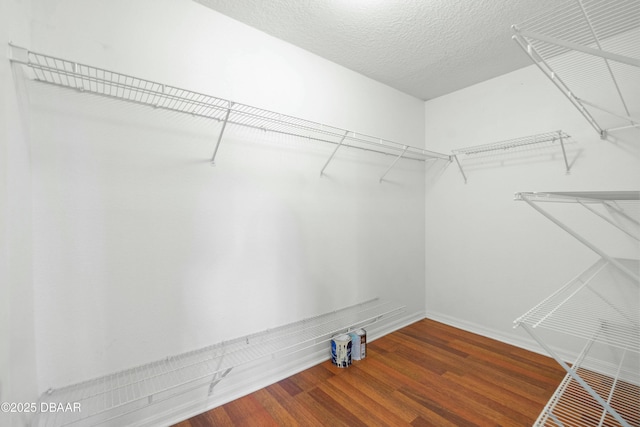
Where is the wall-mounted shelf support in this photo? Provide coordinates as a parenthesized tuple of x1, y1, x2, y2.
(606, 201, 640, 226)
(320, 130, 350, 176)
(574, 0, 634, 126)
(514, 253, 639, 427)
(210, 102, 232, 165)
(452, 130, 571, 183)
(208, 367, 232, 396)
(32, 298, 405, 427)
(517, 30, 640, 68)
(515, 191, 639, 282)
(512, 33, 604, 136)
(520, 323, 631, 427)
(379, 145, 408, 183)
(576, 97, 640, 126)
(577, 201, 639, 241)
(512, 0, 640, 136)
(557, 132, 570, 173)
(8, 44, 450, 181)
(453, 155, 467, 184)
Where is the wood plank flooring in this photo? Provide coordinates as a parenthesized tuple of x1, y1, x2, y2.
(174, 319, 566, 426)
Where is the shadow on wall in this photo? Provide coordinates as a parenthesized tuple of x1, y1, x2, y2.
(604, 128, 640, 160)
(425, 158, 451, 193)
(453, 140, 581, 174)
(5, 51, 40, 420)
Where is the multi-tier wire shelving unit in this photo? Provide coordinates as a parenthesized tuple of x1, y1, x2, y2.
(452, 130, 572, 183)
(31, 298, 405, 427)
(512, 0, 640, 137)
(7, 44, 450, 182)
(514, 191, 639, 427)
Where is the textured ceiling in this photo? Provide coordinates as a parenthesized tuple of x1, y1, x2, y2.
(193, 0, 564, 100)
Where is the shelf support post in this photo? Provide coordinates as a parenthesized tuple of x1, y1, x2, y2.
(453, 154, 467, 184)
(519, 195, 639, 282)
(517, 29, 640, 68)
(211, 102, 233, 166)
(578, 201, 639, 241)
(379, 146, 408, 183)
(208, 367, 232, 396)
(538, 374, 572, 426)
(511, 31, 604, 136)
(320, 130, 350, 176)
(557, 131, 570, 173)
(575, 0, 633, 123)
(520, 324, 632, 427)
(576, 98, 640, 126)
(604, 202, 640, 226)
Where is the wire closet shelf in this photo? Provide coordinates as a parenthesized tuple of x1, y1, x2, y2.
(32, 298, 405, 427)
(514, 191, 639, 427)
(515, 257, 639, 352)
(512, 0, 640, 136)
(7, 44, 450, 179)
(451, 130, 572, 183)
(534, 336, 640, 427)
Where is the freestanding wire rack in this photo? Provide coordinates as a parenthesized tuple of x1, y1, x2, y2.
(7, 44, 450, 181)
(514, 191, 639, 427)
(512, 0, 640, 137)
(31, 298, 405, 427)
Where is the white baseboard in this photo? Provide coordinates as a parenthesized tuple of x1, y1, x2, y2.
(424, 310, 578, 363)
(134, 310, 635, 427)
(133, 310, 426, 427)
(368, 310, 425, 342)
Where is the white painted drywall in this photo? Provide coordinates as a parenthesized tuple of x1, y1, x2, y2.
(424, 63, 640, 354)
(1, 1, 39, 426)
(6, 0, 428, 421)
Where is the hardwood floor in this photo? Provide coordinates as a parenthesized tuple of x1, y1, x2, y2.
(174, 319, 566, 426)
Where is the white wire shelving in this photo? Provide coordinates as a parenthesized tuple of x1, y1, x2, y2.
(7, 44, 450, 182)
(515, 258, 639, 352)
(512, 0, 640, 137)
(451, 130, 572, 183)
(534, 338, 639, 426)
(515, 191, 640, 282)
(514, 191, 639, 427)
(32, 298, 405, 427)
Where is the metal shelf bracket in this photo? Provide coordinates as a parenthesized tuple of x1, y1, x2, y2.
(557, 131, 570, 173)
(516, 192, 639, 282)
(31, 298, 406, 427)
(320, 130, 350, 176)
(511, 32, 604, 136)
(512, 0, 640, 136)
(379, 145, 408, 183)
(453, 154, 467, 184)
(8, 44, 450, 177)
(518, 29, 640, 68)
(210, 101, 233, 166)
(452, 130, 572, 183)
(520, 323, 632, 427)
(208, 367, 232, 396)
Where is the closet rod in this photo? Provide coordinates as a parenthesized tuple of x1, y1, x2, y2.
(8, 44, 451, 173)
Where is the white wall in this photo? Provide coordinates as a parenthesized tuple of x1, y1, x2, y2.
(424, 64, 640, 355)
(5, 0, 429, 423)
(15, 1, 638, 424)
(1, 1, 39, 426)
